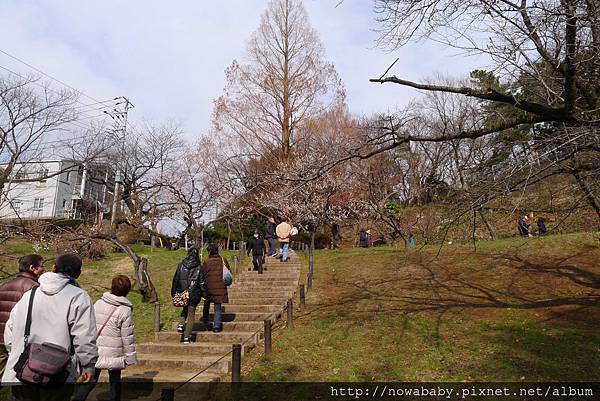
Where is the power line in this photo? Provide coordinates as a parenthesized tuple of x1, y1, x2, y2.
(0, 64, 134, 136)
(0, 64, 118, 123)
(0, 48, 103, 104)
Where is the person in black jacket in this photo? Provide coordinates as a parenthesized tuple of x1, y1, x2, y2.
(517, 215, 530, 237)
(537, 217, 547, 235)
(247, 230, 267, 274)
(264, 217, 277, 257)
(171, 248, 206, 343)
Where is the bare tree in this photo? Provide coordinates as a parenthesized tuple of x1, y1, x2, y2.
(213, 0, 345, 161)
(107, 122, 184, 227)
(0, 76, 78, 193)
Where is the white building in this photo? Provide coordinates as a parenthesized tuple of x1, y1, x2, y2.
(0, 159, 115, 221)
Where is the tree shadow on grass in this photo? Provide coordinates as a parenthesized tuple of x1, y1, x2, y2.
(476, 323, 600, 380)
(321, 250, 600, 314)
(295, 249, 600, 380)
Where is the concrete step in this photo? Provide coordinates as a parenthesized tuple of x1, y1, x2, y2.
(198, 304, 284, 314)
(221, 304, 283, 313)
(155, 331, 261, 345)
(120, 369, 221, 383)
(137, 341, 253, 357)
(170, 320, 263, 332)
(233, 280, 298, 286)
(234, 277, 299, 283)
(193, 311, 274, 322)
(136, 353, 231, 373)
(236, 273, 299, 278)
(230, 283, 298, 289)
(228, 297, 288, 305)
(227, 290, 294, 298)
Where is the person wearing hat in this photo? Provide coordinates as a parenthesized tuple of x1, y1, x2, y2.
(247, 230, 267, 274)
(517, 215, 530, 237)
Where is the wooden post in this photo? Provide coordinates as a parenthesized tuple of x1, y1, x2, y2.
(233, 255, 238, 275)
(154, 301, 160, 332)
(232, 344, 242, 382)
(308, 251, 314, 292)
(264, 319, 272, 356)
(299, 284, 305, 310)
(161, 387, 175, 401)
(239, 242, 245, 263)
(287, 298, 293, 329)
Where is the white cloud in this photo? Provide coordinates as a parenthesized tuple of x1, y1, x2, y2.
(0, 0, 488, 140)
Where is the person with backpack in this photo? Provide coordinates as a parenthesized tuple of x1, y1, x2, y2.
(247, 229, 267, 274)
(71, 275, 136, 401)
(171, 248, 206, 344)
(518, 215, 530, 237)
(537, 217, 548, 235)
(0, 254, 44, 378)
(200, 244, 230, 333)
(2, 253, 98, 401)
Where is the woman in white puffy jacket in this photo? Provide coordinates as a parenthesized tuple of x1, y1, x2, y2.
(72, 275, 137, 401)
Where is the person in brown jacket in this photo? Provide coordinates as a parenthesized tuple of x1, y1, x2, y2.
(200, 244, 230, 333)
(0, 254, 44, 377)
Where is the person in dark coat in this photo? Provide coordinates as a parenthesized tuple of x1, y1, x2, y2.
(517, 215, 530, 237)
(0, 254, 44, 377)
(201, 244, 230, 333)
(537, 217, 547, 235)
(264, 217, 277, 257)
(358, 229, 369, 247)
(171, 248, 206, 343)
(247, 230, 267, 274)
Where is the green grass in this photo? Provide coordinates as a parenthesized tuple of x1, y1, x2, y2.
(1, 233, 599, 384)
(0, 242, 240, 343)
(246, 232, 600, 381)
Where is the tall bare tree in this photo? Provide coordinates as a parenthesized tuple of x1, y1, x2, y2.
(213, 0, 345, 161)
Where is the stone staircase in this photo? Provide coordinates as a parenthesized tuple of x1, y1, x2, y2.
(119, 250, 302, 385)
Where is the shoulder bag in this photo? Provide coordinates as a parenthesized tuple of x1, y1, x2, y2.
(222, 258, 233, 287)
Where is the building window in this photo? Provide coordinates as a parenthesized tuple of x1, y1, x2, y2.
(14, 171, 27, 180)
(11, 200, 22, 214)
(38, 168, 49, 180)
(32, 198, 44, 217)
(62, 199, 67, 208)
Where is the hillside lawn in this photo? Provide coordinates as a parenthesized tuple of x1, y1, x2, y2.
(0, 232, 598, 383)
(246, 232, 600, 381)
(0, 243, 238, 343)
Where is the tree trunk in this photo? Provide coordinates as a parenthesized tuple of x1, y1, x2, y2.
(573, 171, 600, 230)
(135, 257, 158, 303)
(226, 222, 231, 250)
(479, 208, 497, 240)
(108, 237, 158, 302)
(330, 223, 341, 249)
(281, 0, 291, 160)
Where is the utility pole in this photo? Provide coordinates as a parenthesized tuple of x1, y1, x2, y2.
(110, 97, 134, 227)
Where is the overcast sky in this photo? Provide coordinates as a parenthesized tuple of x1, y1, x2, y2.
(0, 0, 487, 140)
